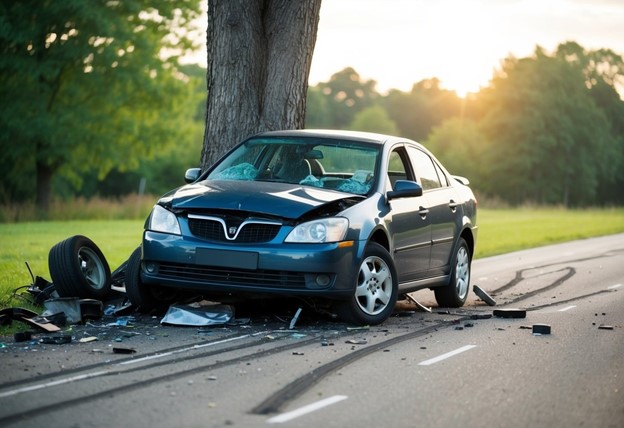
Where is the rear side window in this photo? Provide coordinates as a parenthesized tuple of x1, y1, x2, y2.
(408, 147, 442, 191)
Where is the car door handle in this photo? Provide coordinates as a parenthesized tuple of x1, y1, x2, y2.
(449, 200, 459, 213)
(418, 206, 429, 218)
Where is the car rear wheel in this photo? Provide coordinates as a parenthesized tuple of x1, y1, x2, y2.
(336, 242, 398, 325)
(434, 237, 471, 307)
(125, 247, 178, 312)
(48, 235, 111, 299)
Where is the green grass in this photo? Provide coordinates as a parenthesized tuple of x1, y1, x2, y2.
(474, 207, 624, 258)
(0, 220, 143, 308)
(1, 207, 623, 310)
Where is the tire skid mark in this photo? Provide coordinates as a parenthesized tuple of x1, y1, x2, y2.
(0, 331, 337, 425)
(251, 320, 455, 415)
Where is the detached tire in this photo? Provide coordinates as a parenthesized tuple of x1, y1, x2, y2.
(435, 237, 471, 308)
(336, 242, 398, 325)
(48, 235, 111, 300)
(125, 247, 178, 313)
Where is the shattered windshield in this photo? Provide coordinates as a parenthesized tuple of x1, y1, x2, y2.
(206, 137, 380, 195)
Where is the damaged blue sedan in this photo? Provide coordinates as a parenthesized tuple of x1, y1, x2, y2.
(125, 130, 478, 325)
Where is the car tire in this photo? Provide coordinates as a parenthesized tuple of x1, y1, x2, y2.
(336, 242, 398, 325)
(434, 237, 471, 308)
(125, 247, 178, 312)
(48, 235, 112, 300)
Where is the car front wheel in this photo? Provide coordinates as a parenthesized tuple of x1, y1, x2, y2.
(125, 247, 178, 313)
(336, 242, 398, 325)
(434, 237, 471, 307)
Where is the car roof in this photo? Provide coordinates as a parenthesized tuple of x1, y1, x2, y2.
(254, 129, 403, 145)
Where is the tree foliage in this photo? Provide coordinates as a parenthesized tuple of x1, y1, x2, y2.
(0, 0, 202, 213)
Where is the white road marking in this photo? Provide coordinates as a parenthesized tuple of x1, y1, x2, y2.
(558, 305, 577, 312)
(418, 345, 477, 366)
(607, 284, 622, 290)
(267, 395, 348, 424)
(0, 371, 109, 398)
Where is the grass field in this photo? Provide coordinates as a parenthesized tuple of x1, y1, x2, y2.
(1, 207, 623, 309)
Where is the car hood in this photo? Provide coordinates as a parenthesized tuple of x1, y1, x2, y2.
(160, 180, 362, 220)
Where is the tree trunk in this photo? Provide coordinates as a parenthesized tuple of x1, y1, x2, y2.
(200, 0, 322, 170)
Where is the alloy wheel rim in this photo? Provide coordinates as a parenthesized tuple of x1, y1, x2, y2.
(455, 247, 470, 299)
(355, 255, 393, 315)
(78, 247, 106, 290)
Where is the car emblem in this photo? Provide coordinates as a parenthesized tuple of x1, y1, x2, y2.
(228, 226, 237, 235)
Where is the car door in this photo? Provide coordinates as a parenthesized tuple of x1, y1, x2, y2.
(385, 147, 432, 282)
(407, 146, 460, 275)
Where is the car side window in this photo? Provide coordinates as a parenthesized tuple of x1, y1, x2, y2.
(387, 148, 413, 190)
(408, 147, 442, 191)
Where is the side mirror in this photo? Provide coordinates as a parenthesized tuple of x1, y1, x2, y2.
(184, 168, 202, 183)
(387, 180, 423, 200)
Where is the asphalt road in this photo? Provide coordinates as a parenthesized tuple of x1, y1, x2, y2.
(0, 233, 622, 428)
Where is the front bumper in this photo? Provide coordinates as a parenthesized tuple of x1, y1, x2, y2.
(140, 230, 364, 299)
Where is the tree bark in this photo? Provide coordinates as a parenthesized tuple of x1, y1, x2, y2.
(201, 0, 322, 169)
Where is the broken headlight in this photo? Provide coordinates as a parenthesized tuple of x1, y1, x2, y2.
(149, 205, 181, 235)
(285, 217, 348, 243)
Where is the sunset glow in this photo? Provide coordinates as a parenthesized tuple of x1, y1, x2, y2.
(309, 0, 624, 95)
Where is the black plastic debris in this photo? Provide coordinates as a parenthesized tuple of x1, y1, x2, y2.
(14, 331, 32, 342)
(532, 324, 551, 334)
(598, 325, 614, 330)
(493, 309, 527, 319)
(40, 335, 72, 344)
(473, 285, 497, 306)
(471, 313, 493, 320)
(161, 302, 234, 326)
(0, 307, 61, 332)
(113, 347, 136, 354)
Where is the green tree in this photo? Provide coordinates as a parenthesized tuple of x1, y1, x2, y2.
(384, 78, 463, 142)
(424, 117, 488, 188)
(347, 105, 399, 135)
(477, 46, 619, 206)
(0, 0, 201, 213)
(307, 67, 380, 130)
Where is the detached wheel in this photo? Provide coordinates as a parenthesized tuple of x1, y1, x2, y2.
(125, 247, 178, 312)
(337, 242, 398, 325)
(48, 235, 111, 299)
(435, 237, 471, 307)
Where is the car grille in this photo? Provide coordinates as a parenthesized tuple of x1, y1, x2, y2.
(188, 217, 281, 243)
(158, 262, 307, 289)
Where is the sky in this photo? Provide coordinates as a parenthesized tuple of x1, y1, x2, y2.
(308, 0, 624, 96)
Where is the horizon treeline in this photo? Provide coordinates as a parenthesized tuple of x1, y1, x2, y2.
(1, 0, 622, 214)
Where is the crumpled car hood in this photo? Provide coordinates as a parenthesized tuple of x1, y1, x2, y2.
(160, 180, 361, 219)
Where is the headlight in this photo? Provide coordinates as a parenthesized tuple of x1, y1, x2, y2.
(149, 205, 181, 235)
(285, 218, 348, 243)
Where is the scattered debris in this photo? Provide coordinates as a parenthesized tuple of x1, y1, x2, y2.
(289, 307, 303, 329)
(471, 314, 492, 320)
(39, 335, 72, 344)
(598, 325, 614, 330)
(0, 307, 61, 332)
(493, 309, 526, 319)
(14, 331, 32, 342)
(160, 302, 234, 326)
(403, 294, 432, 312)
(292, 351, 305, 356)
(79, 336, 98, 343)
(346, 338, 367, 345)
(473, 285, 497, 306)
(113, 347, 136, 354)
(532, 324, 551, 335)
